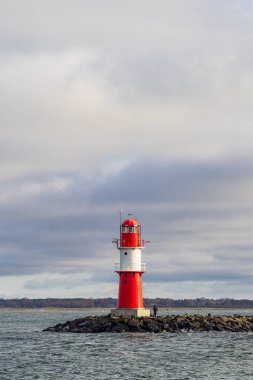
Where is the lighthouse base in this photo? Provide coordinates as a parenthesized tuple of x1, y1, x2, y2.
(111, 308, 150, 318)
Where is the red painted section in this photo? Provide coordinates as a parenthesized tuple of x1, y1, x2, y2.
(117, 271, 144, 308)
(122, 218, 139, 227)
(121, 218, 141, 247)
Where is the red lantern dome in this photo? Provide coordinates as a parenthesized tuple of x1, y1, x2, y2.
(120, 218, 141, 247)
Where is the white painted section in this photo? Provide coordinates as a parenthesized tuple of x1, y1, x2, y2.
(119, 248, 143, 271)
(115, 263, 146, 271)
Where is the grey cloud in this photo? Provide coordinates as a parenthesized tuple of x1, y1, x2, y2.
(99, 55, 195, 103)
(0, 157, 252, 280)
(0, 172, 114, 275)
(1, 1, 253, 181)
(145, 270, 253, 283)
(1, 1, 251, 51)
(23, 270, 117, 291)
(1, 0, 253, 298)
(89, 157, 253, 204)
(24, 274, 92, 290)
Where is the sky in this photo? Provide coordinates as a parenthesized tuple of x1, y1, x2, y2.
(0, 0, 253, 299)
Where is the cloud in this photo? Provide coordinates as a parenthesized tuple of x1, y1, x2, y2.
(24, 272, 92, 290)
(0, 272, 118, 298)
(0, 157, 252, 295)
(145, 271, 253, 283)
(89, 157, 253, 204)
(1, 1, 253, 179)
(1, 0, 253, 297)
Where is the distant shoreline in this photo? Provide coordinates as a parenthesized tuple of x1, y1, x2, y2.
(1, 307, 253, 312)
(2, 298, 253, 309)
(0, 307, 111, 312)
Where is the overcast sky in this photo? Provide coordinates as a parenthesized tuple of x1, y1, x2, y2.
(1, 0, 253, 299)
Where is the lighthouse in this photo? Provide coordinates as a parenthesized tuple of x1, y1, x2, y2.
(111, 216, 150, 317)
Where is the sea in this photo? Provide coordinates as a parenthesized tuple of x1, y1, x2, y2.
(1, 308, 253, 380)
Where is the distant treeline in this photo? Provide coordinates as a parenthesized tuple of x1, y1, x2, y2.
(1, 297, 253, 308)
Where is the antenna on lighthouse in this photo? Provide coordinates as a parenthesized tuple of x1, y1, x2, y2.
(119, 209, 123, 226)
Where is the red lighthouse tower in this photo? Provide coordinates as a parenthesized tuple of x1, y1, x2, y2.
(111, 216, 150, 317)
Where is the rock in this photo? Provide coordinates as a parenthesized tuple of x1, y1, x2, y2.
(71, 328, 81, 333)
(142, 317, 153, 324)
(112, 322, 129, 333)
(54, 323, 63, 331)
(100, 322, 112, 332)
(43, 327, 56, 332)
(169, 321, 179, 332)
(42, 314, 253, 334)
(193, 321, 201, 330)
(128, 318, 141, 332)
(213, 324, 223, 332)
(146, 321, 161, 333)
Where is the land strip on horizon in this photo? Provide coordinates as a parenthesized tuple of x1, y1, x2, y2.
(1, 298, 253, 309)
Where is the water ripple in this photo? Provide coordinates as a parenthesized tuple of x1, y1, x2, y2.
(1, 310, 253, 379)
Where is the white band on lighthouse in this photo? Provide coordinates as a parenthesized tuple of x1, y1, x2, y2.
(119, 248, 142, 271)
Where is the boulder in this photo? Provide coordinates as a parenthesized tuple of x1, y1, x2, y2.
(128, 318, 142, 332)
(112, 322, 129, 333)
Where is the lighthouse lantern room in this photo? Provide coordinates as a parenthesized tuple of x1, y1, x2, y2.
(111, 216, 150, 318)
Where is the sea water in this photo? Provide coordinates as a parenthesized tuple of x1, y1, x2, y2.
(0, 309, 253, 379)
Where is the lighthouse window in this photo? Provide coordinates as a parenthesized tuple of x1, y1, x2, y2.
(129, 226, 137, 233)
(124, 252, 127, 256)
(122, 226, 129, 233)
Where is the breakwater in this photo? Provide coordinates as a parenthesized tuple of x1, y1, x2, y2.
(43, 313, 253, 333)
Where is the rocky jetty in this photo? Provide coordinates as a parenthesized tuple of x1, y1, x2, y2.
(43, 314, 253, 333)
